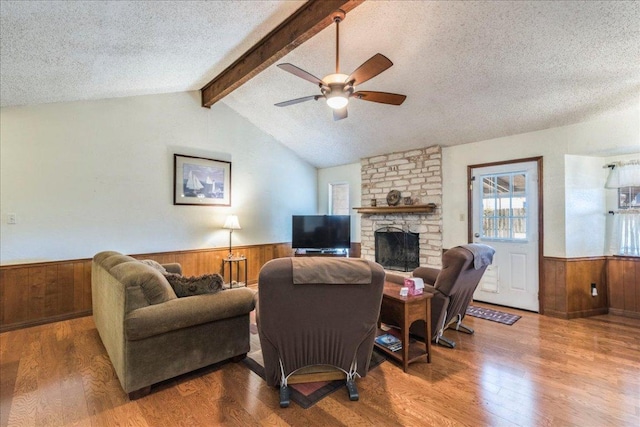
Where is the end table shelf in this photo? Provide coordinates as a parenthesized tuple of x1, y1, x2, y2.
(374, 328, 429, 366)
(222, 257, 247, 288)
(376, 281, 433, 372)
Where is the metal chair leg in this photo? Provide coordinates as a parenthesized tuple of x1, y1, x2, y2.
(434, 334, 456, 348)
(279, 385, 290, 408)
(456, 322, 474, 334)
(346, 379, 359, 401)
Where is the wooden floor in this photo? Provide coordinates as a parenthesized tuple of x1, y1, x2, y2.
(1, 303, 639, 427)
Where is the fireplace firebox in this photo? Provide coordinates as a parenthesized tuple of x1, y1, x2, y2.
(374, 227, 419, 272)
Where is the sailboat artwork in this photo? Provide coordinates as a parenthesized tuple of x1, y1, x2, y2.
(186, 171, 205, 198)
(174, 154, 231, 206)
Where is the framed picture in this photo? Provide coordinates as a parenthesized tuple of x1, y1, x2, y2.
(174, 154, 231, 206)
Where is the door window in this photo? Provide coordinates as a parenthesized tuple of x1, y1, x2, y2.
(480, 172, 527, 241)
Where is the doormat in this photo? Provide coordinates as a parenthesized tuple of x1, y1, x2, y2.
(466, 305, 521, 325)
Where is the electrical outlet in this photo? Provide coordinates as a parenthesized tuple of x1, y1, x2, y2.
(7, 213, 16, 224)
(591, 283, 598, 297)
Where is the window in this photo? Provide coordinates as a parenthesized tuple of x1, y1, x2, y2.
(605, 161, 640, 256)
(329, 183, 349, 215)
(481, 172, 527, 241)
(618, 186, 640, 209)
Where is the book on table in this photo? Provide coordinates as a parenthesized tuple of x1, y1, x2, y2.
(375, 333, 402, 351)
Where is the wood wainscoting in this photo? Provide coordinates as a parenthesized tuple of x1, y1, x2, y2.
(542, 256, 608, 319)
(0, 242, 362, 333)
(607, 256, 640, 319)
(0, 243, 292, 332)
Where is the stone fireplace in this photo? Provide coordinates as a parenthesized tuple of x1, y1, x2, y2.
(360, 146, 442, 269)
(375, 227, 420, 272)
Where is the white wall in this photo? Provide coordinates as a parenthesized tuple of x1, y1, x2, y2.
(317, 163, 361, 242)
(442, 109, 639, 257)
(0, 91, 317, 264)
(564, 155, 607, 257)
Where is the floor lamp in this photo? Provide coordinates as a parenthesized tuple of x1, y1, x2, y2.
(223, 215, 241, 258)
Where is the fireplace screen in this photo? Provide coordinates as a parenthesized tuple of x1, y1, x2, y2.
(374, 227, 419, 272)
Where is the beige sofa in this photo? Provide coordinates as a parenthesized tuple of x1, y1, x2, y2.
(91, 251, 255, 398)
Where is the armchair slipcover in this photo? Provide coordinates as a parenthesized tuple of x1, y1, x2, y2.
(256, 257, 385, 407)
(387, 244, 495, 348)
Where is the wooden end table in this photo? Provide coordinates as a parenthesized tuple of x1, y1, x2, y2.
(221, 257, 247, 288)
(375, 281, 432, 372)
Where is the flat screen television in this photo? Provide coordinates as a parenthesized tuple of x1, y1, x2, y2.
(292, 215, 351, 250)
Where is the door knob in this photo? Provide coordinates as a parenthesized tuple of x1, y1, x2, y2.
(474, 233, 480, 238)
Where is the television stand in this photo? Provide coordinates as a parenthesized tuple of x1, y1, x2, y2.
(294, 248, 349, 257)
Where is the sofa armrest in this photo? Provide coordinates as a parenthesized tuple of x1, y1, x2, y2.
(125, 287, 255, 341)
(162, 263, 182, 275)
(385, 272, 406, 285)
(413, 267, 440, 285)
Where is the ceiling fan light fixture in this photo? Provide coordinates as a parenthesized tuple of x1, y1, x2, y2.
(274, 8, 405, 119)
(326, 93, 349, 109)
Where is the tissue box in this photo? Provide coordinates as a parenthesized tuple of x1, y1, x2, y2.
(404, 277, 424, 296)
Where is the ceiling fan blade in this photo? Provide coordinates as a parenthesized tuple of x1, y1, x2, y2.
(353, 91, 406, 106)
(277, 63, 324, 86)
(275, 95, 321, 107)
(346, 54, 393, 86)
(333, 107, 348, 121)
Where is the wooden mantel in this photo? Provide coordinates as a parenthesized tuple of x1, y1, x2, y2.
(353, 204, 437, 214)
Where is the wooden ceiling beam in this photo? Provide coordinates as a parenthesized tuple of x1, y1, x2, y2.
(200, 0, 364, 108)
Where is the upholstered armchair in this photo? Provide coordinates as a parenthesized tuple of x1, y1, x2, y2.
(256, 257, 385, 407)
(386, 244, 495, 348)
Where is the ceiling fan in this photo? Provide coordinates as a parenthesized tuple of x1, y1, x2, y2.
(274, 9, 406, 121)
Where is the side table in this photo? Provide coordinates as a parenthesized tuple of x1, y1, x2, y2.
(221, 257, 247, 288)
(376, 281, 432, 372)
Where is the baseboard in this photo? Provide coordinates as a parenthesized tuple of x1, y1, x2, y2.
(565, 307, 609, 319)
(608, 308, 640, 319)
(0, 310, 92, 333)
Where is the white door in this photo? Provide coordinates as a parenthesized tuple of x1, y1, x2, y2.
(470, 160, 540, 312)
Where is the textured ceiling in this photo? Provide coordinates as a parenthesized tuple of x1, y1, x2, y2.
(1, 1, 639, 168)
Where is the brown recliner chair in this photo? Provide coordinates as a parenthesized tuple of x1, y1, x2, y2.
(386, 244, 495, 348)
(257, 257, 385, 407)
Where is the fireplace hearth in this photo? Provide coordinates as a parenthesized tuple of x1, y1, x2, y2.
(374, 227, 419, 272)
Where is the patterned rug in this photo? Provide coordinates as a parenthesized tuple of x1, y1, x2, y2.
(466, 305, 521, 325)
(245, 323, 385, 408)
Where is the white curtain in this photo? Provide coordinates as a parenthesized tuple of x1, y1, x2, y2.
(608, 209, 640, 257)
(605, 160, 640, 188)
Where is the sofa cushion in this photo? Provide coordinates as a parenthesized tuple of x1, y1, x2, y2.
(139, 259, 168, 274)
(164, 273, 225, 298)
(110, 262, 177, 305)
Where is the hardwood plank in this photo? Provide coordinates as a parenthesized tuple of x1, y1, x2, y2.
(200, 0, 364, 107)
(2, 307, 640, 425)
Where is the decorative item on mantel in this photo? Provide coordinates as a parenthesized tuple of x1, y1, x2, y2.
(223, 215, 241, 259)
(403, 197, 413, 205)
(386, 190, 401, 206)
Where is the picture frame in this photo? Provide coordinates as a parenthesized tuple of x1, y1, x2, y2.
(173, 154, 231, 206)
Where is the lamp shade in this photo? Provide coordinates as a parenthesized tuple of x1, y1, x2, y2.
(223, 215, 241, 230)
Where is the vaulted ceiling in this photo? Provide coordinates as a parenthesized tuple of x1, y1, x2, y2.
(1, 1, 638, 167)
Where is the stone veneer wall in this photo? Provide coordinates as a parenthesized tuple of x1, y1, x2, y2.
(360, 146, 443, 268)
